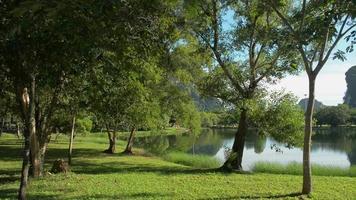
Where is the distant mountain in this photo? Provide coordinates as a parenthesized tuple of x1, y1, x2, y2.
(190, 89, 224, 112)
(298, 98, 325, 112)
(344, 66, 356, 108)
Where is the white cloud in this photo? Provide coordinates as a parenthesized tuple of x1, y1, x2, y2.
(272, 73, 346, 106)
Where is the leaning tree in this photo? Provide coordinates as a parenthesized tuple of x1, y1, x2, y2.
(184, 0, 300, 171)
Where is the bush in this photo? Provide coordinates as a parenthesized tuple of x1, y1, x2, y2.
(76, 116, 93, 134)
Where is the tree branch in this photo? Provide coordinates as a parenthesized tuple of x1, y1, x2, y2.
(315, 17, 355, 75)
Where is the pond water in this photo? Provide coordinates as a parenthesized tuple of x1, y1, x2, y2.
(135, 128, 356, 170)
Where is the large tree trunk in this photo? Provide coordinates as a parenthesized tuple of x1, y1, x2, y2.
(302, 75, 315, 194)
(221, 109, 248, 171)
(68, 116, 75, 165)
(29, 133, 50, 178)
(122, 127, 136, 155)
(18, 76, 36, 200)
(103, 125, 116, 154)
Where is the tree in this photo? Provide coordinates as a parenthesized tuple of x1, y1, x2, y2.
(0, 0, 139, 198)
(269, 0, 356, 194)
(315, 104, 351, 127)
(344, 66, 356, 108)
(185, 0, 299, 170)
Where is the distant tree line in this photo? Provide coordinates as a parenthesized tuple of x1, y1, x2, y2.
(315, 104, 356, 127)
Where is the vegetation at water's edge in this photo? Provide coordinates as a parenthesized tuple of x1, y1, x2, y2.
(252, 161, 356, 177)
(162, 152, 220, 169)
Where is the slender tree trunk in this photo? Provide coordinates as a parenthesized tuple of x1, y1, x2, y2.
(103, 125, 116, 154)
(221, 109, 248, 171)
(68, 116, 75, 165)
(29, 133, 41, 177)
(0, 118, 4, 136)
(18, 126, 31, 200)
(302, 75, 315, 194)
(18, 76, 36, 200)
(39, 140, 49, 175)
(123, 127, 136, 155)
(16, 122, 21, 138)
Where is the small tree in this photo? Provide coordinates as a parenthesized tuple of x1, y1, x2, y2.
(269, 0, 356, 194)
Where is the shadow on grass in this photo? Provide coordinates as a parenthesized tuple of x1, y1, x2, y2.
(0, 188, 18, 199)
(72, 192, 171, 200)
(0, 175, 19, 185)
(73, 159, 220, 175)
(201, 192, 304, 200)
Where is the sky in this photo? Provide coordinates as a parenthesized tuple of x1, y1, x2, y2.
(272, 41, 356, 106)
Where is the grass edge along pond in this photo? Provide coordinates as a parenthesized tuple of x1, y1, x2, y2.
(252, 161, 356, 177)
(1, 132, 356, 199)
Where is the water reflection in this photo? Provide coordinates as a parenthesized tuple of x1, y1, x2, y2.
(135, 127, 356, 169)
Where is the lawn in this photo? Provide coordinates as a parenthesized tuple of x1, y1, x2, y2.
(1, 133, 356, 200)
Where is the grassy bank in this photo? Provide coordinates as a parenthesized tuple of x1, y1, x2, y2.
(252, 161, 356, 177)
(1, 133, 356, 199)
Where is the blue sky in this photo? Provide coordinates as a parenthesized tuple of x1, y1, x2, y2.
(274, 40, 356, 106)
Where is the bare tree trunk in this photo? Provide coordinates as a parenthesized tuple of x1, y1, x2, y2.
(302, 75, 315, 194)
(103, 125, 116, 154)
(221, 109, 248, 171)
(122, 127, 136, 155)
(68, 116, 75, 165)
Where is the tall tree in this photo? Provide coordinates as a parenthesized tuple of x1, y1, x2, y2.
(269, 0, 356, 194)
(0, 0, 117, 198)
(185, 0, 299, 170)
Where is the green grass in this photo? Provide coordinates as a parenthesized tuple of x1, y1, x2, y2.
(162, 152, 220, 168)
(1, 133, 356, 199)
(252, 161, 356, 177)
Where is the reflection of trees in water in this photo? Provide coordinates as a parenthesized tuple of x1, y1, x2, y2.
(348, 145, 356, 165)
(254, 136, 267, 154)
(312, 128, 355, 152)
(137, 127, 356, 165)
(135, 136, 169, 155)
(243, 131, 267, 154)
(186, 129, 224, 156)
(136, 129, 227, 156)
(313, 128, 356, 165)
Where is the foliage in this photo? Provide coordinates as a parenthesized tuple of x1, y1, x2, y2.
(250, 92, 305, 147)
(75, 116, 93, 135)
(200, 112, 220, 127)
(315, 104, 352, 127)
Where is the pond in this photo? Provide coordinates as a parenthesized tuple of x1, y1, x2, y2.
(135, 127, 356, 170)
